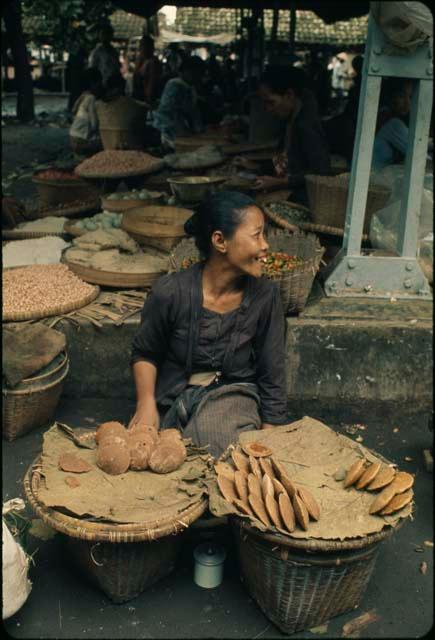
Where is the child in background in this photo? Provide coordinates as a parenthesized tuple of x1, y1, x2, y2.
(69, 68, 103, 157)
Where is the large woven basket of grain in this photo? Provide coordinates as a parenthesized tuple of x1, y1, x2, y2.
(121, 205, 193, 252)
(3, 351, 69, 441)
(32, 169, 100, 207)
(2, 264, 100, 322)
(74, 151, 165, 180)
(305, 173, 391, 234)
(24, 457, 207, 602)
(232, 516, 398, 635)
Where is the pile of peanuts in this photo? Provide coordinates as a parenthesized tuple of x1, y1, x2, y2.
(75, 151, 163, 178)
(3, 264, 96, 316)
(35, 169, 81, 181)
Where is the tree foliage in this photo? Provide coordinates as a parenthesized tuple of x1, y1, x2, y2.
(22, 0, 116, 54)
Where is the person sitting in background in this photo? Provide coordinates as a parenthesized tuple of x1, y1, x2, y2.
(96, 72, 160, 150)
(237, 65, 331, 206)
(88, 24, 121, 90)
(69, 68, 103, 157)
(151, 56, 205, 150)
(372, 78, 415, 171)
(132, 35, 162, 108)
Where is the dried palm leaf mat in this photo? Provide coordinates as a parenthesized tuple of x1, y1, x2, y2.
(25, 423, 213, 529)
(208, 416, 413, 541)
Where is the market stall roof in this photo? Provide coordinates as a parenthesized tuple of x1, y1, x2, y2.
(112, 1, 369, 23)
(159, 28, 235, 45)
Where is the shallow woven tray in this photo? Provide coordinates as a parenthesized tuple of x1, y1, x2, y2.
(2, 229, 66, 240)
(24, 457, 208, 542)
(3, 269, 100, 322)
(75, 156, 165, 180)
(63, 258, 165, 289)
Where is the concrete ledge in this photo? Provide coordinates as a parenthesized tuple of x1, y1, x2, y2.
(58, 287, 433, 421)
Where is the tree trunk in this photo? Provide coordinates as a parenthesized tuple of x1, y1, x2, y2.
(3, 0, 34, 121)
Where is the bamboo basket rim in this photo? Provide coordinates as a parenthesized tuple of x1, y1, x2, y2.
(63, 258, 164, 288)
(32, 175, 88, 188)
(3, 360, 70, 397)
(24, 458, 208, 542)
(2, 229, 67, 240)
(263, 201, 370, 241)
(74, 158, 165, 180)
(26, 198, 102, 219)
(234, 514, 404, 552)
(3, 275, 100, 322)
(18, 350, 68, 386)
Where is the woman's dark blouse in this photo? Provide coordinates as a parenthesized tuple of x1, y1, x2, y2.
(131, 263, 288, 424)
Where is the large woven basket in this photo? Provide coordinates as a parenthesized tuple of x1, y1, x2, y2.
(63, 258, 165, 289)
(3, 351, 69, 441)
(24, 459, 207, 602)
(305, 173, 391, 234)
(32, 172, 100, 207)
(232, 517, 398, 634)
(169, 231, 324, 315)
(121, 205, 192, 252)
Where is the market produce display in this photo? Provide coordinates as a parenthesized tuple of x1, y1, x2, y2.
(215, 442, 321, 534)
(105, 188, 165, 202)
(74, 150, 164, 178)
(265, 201, 311, 225)
(3, 264, 97, 318)
(68, 211, 122, 232)
(92, 421, 187, 475)
(34, 169, 82, 182)
(179, 251, 305, 275)
(3, 237, 70, 268)
(16, 216, 68, 233)
(341, 459, 414, 516)
(164, 145, 225, 170)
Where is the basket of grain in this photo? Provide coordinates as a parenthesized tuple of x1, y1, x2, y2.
(3, 351, 69, 441)
(121, 206, 193, 252)
(232, 517, 398, 635)
(23, 458, 207, 602)
(32, 169, 101, 207)
(305, 173, 391, 234)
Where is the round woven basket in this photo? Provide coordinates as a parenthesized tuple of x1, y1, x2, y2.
(24, 458, 207, 602)
(63, 258, 165, 289)
(3, 268, 100, 322)
(305, 173, 391, 235)
(170, 232, 324, 315)
(122, 205, 192, 252)
(32, 173, 100, 207)
(3, 352, 69, 441)
(24, 198, 101, 220)
(232, 516, 401, 634)
(74, 155, 165, 180)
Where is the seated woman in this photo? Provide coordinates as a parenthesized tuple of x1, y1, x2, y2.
(372, 78, 418, 172)
(151, 56, 205, 150)
(96, 72, 161, 150)
(129, 191, 289, 458)
(132, 34, 163, 108)
(239, 65, 331, 206)
(69, 68, 103, 157)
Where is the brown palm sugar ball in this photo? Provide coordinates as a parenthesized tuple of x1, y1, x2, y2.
(129, 423, 159, 445)
(159, 428, 182, 442)
(129, 434, 155, 471)
(96, 421, 127, 444)
(96, 443, 130, 475)
(98, 435, 128, 450)
(149, 442, 187, 474)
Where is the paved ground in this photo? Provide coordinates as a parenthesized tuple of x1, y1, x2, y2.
(2, 399, 433, 639)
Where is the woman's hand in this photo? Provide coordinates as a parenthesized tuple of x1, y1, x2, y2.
(128, 397, 160, 430)
(251, 175, 287, 192)
(232, 156, 260, 172)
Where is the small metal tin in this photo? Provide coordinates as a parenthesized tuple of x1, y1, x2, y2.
(193, 543, 226, 589)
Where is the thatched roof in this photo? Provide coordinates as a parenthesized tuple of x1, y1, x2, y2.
(175, 8, 368, 46)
